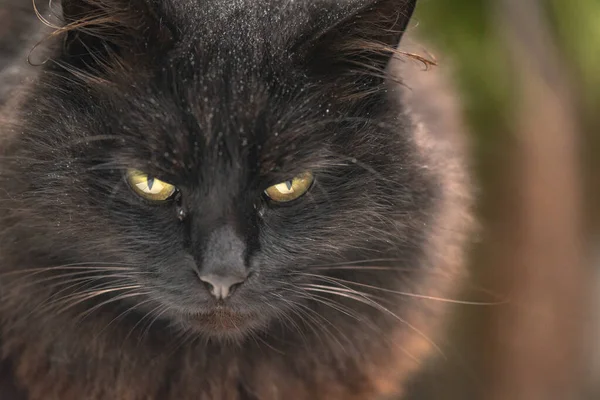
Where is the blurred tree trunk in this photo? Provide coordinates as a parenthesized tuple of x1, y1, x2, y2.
(481, 1, 587, 399)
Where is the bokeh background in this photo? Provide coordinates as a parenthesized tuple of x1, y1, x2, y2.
(405, 1, 599, 399)
(1, 1, 596, 399)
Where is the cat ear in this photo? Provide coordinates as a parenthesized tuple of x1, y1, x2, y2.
(58, 0, 172, 76)
(298, 0, 417, 96)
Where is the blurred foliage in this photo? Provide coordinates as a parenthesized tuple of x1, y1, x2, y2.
(414, 0, 514, 137)
(415, 0, 599, 126)
(549, 0, 600, 227)
(414, 0, 599, 224)
(549, 0, 600, 113)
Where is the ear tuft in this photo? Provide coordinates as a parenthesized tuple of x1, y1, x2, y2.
(56, 0, 172, 79)
(299, 0, 421, 98)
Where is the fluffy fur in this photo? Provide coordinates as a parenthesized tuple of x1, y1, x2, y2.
(0, 0, 472, 399)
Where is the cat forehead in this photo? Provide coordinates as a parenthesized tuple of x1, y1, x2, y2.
(160, 0, 370, 46)
(108, 84, 327, 178)
(162, 0, 365, 24)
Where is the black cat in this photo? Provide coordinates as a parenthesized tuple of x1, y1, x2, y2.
(0, 0, 472, 398)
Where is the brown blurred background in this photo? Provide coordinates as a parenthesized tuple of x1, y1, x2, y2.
(405, 0, 599, 399)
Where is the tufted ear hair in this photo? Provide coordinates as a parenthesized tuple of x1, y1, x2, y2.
(57, 0, 172, 77)
(297, 0, 419, 98)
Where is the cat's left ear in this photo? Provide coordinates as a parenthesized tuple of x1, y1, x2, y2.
(297, 0, 417, 92)
(58, 0, 172, 75)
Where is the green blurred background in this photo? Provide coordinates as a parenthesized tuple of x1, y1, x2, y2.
(416, 0, 598, 220)
(404, 1, 599, 399)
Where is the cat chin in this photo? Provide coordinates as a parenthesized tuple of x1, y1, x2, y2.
(174, 308, 268, 341)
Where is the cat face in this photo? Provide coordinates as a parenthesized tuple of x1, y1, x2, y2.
(1, 0, 432, 340)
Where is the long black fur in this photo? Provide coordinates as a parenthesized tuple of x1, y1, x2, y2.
(0, 1, 472, 399)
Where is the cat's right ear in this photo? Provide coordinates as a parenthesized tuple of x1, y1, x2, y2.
(58, 0, 173, 76)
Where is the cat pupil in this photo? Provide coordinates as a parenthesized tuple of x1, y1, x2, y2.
(147, 177, 155, 191)
(285, 180, 293, 190)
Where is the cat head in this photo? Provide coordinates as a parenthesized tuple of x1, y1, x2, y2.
(1, 0, 435, 340)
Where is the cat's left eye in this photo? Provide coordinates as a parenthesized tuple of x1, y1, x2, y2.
(126, 169, 177, 202)
(264, 172, 314, 203)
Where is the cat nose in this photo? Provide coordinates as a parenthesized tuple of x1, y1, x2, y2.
(198, 272, 247, 300)
(197, 225, 249, 300)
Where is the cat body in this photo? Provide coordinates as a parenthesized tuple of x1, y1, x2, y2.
(0, 0, 472, 399)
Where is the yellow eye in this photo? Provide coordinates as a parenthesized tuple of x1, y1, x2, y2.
(126, 169, 177, 202)
(264, 172, 314, 203)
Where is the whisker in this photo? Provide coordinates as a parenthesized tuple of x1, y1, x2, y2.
(308, 266, 409, 271)
(1, 275, 139, 312)
(300, 285, 446, 359)
(297, 282, 424, 364)
(75, 291, 151, 322)
(124, 303, 167, 346)
(288, 302, 334, 348)
(163, 325, 198, 358)
(270, 294, 309, 347)
(139, 302, 171, 343)
(0, 263, 137, 278)
(272, 284, 330, 348)
(36, 276, 139, 310)
(303, 282, 391, 304)
(95, 297, 156, 339)
(325, 150, 389, 181)
(298, 273, 505, 306)
(307, 258, 405, 267)
(4, 270, 144, 294)
(274, 282, 352, 353)
(288, 289, 363, 322)
(52, 285, 142, 315)
(293, 300, 354, 355)
(252, 328, 286, 355)
(5, 281, 143, 330)
(293, 291, 365, 321)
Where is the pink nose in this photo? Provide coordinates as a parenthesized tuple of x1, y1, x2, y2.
(198, 273, 247, 300)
